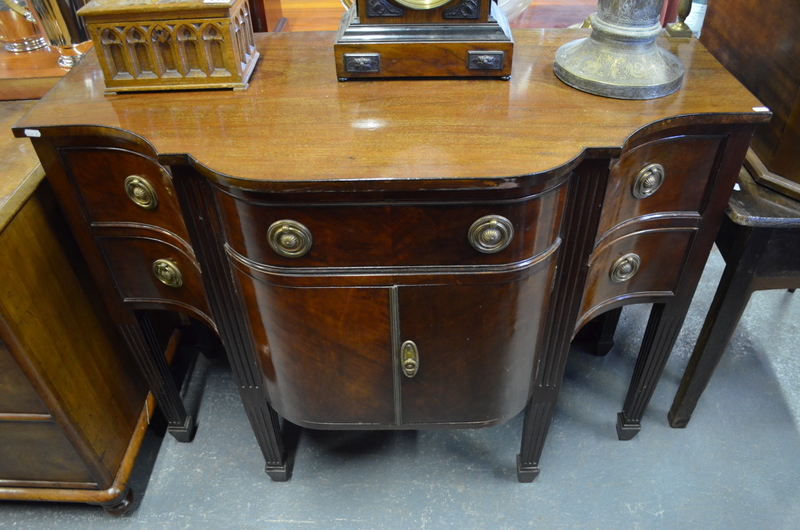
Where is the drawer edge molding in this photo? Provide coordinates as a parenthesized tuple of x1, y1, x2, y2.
(0, 479, 99, 490)
(594, 212, 702, 250)
(590, 226, 698, 259)
(576, 291, 676, 331)
(90, 222, 195, 255)
(276, 404, 525, 430)
(118, 297, 216, 330)
(225, 238, 561, 281)
(199, 158, 575, 197)
(0, 413, 52, 422)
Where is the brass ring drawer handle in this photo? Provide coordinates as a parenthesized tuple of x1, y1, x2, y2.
(268, 220, 313, 258)
(400, 340, 419, 378)
(468, 215, 514, 254)
(610, 253, 641, 283)
(632, 163, 665, 199)
(153, 259, 183, 288)
(124, 175, 158, 209)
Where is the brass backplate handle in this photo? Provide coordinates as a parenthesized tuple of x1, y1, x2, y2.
(468, 215, 514, 254)
(153, 258, 183, 288)
(610, 253, 641, 283)
(124, 175, 158, 209)
(632, 163, 665, 199)
(268, 220, 313, 258)
(400, 340, 419, 378)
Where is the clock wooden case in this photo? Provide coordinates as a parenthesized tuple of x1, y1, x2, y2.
(334, 0, 513, 80)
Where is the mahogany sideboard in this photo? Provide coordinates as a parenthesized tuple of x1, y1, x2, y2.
(0, 100, 151, 513)
(12, 29, 769, 482)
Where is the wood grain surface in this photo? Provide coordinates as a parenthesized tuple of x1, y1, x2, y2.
(0, 47, 65, 101)
(14, 30, 767, 187)
(0, 184, 148, 489)
(0, 100, 41, 229)
(701, 0, 800, 184)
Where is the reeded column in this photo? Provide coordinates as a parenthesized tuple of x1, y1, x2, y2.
(554, 0, 684, 99)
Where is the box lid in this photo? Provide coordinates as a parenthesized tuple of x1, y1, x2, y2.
(78, 0, 237, 19)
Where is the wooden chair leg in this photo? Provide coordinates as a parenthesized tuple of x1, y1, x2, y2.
(668, 226, 766, 428)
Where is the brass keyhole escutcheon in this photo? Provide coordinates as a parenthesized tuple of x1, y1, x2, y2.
(400, 340, 419, 378)
(468, 215, 514, 254)
(610, 253, 641, 283)
(124, 175, 158, 209)
(152, 259, 183, 288)
(632, 163, 665, 199)
(268, 220, 313, 258)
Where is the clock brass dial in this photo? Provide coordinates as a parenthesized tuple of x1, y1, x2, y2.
(392, 0, 452, 9)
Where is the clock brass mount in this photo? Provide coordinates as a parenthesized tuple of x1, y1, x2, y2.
(334, 0, 514, 80)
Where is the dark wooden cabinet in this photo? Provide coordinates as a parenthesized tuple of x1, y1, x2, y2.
(220, 175, 564, 431)
(700, 0, 800, 198)
(13, 30, 769, 482)
(0, 101, 157, 514)
(0, 165, 151, 513)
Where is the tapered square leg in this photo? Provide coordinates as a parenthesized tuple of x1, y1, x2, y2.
(517, 396, 557, 483)
(616, 412, 641, 440)
(516, 455, 540, 483)
(167, 414, 197, 443)
(618, 303, 687, 439)
(121, 312, 195, 443)
(669, 223, 765, 428)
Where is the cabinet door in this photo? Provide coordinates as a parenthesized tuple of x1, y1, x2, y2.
(232, 268, 397, 427)
(398, 265, 555, 426)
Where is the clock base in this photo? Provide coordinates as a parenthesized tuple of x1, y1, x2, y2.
(334, 3, 513, 80)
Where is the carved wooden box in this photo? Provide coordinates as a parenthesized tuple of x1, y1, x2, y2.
(78, 0, 259, 94)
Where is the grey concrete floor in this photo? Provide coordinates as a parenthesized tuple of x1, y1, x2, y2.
(2, 246, 799, 529)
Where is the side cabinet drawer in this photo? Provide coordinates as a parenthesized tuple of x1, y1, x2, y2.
(97, 235, 211, 317)
(579, 228, 696, 322)
(59, 147, 190, 242)
(0, 421, 94, 484)
(597, 135, 725, 241)
(0, 342, 49, 415)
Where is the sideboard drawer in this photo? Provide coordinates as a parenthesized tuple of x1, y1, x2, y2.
(596, 136, 725, 241)
(0, 421, 95, 484)
(0, 342, 49, 415)
(97, 235, 211, 316)
(217, 186, 566, 269)
(579, 228, 697, 322)
(59, 147, 190, 242)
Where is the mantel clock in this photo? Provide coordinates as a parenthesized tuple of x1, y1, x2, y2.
(334, 0, 513, 80)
